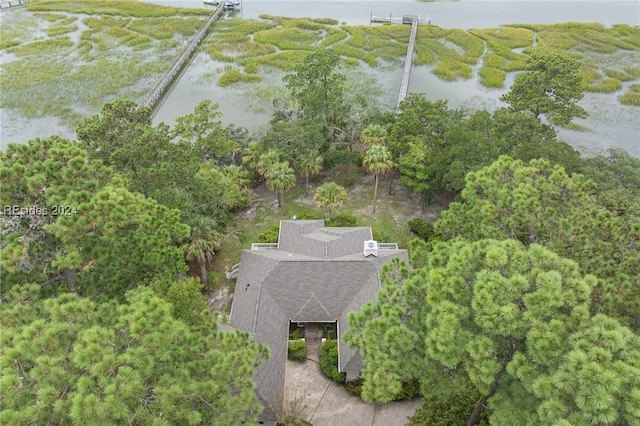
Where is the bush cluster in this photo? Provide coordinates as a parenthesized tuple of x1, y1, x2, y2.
(319, 340, 345, 383)
(395, 380, 421, 400)
(344, 379, 363, 397)
(408, 218, 435, 241)
(287, 340, 307, 362)
(257, 225, 280, 243)
(325, 214, 357, 227)
(323, 149, 363, 169)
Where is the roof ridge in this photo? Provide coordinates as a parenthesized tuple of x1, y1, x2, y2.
(335, 263, 379, 319)
(294, 293, 332, 320)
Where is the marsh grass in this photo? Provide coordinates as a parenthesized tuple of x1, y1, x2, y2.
(8, 37, 75, 56)
(205, 41, 275, 62)
(586, 78, 622, 93)
(2, 0, 203, 130)
(253, 27, 323, 50)
(0, 13, 40, 49)
(619, 84, 640, 106)
(479, 67, 506, 88)
(445, 29, 485, 64)
(469, 27, 533, 87)
(128, 17, 206, 39)
(604, 68, 637, 82)
(215, 18, 275, 34)
(415, 37, 471, 80)
(320, 27, 348, 47)
(332, 44, 377, 67)
(468, 23, 640, 91)
(27, 0, 209, 17)
(47, 23, 79, 38)
(218, 69, 262, 86)
(241, 50, 310, 71)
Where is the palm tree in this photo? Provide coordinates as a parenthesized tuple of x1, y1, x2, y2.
(296, 149, 323, 194)
(182, 215, 222, 286)
(256, 150, 283, 177)
(314, 182, 347, 216)
(265, 161, 296, 208)
(360, 123, 388, 150)
(363, 145, 393, 213)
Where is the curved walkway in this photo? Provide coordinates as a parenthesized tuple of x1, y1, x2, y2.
(285, 360, 421, 426)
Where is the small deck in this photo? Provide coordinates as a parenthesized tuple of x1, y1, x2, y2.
(0, 0, 30, 10)
(370, 12, 430, 25)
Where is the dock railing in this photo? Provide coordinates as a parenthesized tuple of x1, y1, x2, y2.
(0, 0, 30, 9)
(397, 17, 419, 108)
(139, 2, 224, 116)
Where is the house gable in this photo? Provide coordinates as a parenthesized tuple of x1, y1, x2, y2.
(228, 220, 408, 422)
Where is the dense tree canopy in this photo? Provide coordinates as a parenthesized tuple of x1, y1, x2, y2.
(76, 98, 252, 224)
(1, 137, 188, 298)
(345, 238, 640, 425)
(391, 95, 581, 202)
(1, 137, 113, 293)
(0, 285, 268, 425)
(172, 99, 241, 164)
(283, 48, 349, 130)
(500, 51, 588, 126)
(436, 156, 640, 329)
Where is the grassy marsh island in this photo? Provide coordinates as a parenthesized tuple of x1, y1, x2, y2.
(1, 0, 209, 125)
(1, 0, 639, 134)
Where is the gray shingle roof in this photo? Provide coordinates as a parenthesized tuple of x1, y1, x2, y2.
(229, 220, 408, 422)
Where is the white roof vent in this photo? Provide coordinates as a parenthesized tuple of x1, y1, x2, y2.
(363, 240, 379, 257)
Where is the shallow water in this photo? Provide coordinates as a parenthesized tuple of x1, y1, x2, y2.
(1, 0, 639, 155)
(149, 0, 640, 157)
(146, 0, 640, 29)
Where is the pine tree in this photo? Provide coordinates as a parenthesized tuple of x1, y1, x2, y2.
(345, 238, 640, 425)
(435, 155, 640, 330)
(0, 285, 268, 425)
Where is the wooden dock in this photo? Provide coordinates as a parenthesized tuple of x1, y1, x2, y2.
(0, 0, 30, 10)
(397, 17, 419, 108)
(139, 2, 224, 117)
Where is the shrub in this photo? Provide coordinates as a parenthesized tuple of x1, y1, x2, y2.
(319, 340, 345, 383)
(295, 213, 320, 220)
(257, 224, 280, 243)
(288, 340, 307, 362)
(323, 149, 363, 169)
(395, 380, 421, 400)
(344, 379, 364, 397)
(372, 229, 391, 243)
(330, 165, 363, 188)
(325, 214, 357, 227)
(289, 327, 303, 340)
(408, 218, 435, 241)
(406, 381, 489, 426)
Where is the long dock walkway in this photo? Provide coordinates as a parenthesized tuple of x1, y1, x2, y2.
(140, 2, 224, 116)
(397, 17, 419, 108)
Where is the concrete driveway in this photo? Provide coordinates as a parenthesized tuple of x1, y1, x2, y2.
(285, 360, 421, 426)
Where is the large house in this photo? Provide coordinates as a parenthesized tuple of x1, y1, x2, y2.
(228, 220, 409, 425)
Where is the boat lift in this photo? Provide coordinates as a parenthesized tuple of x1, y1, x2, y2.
(204, 0, 241, 10)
